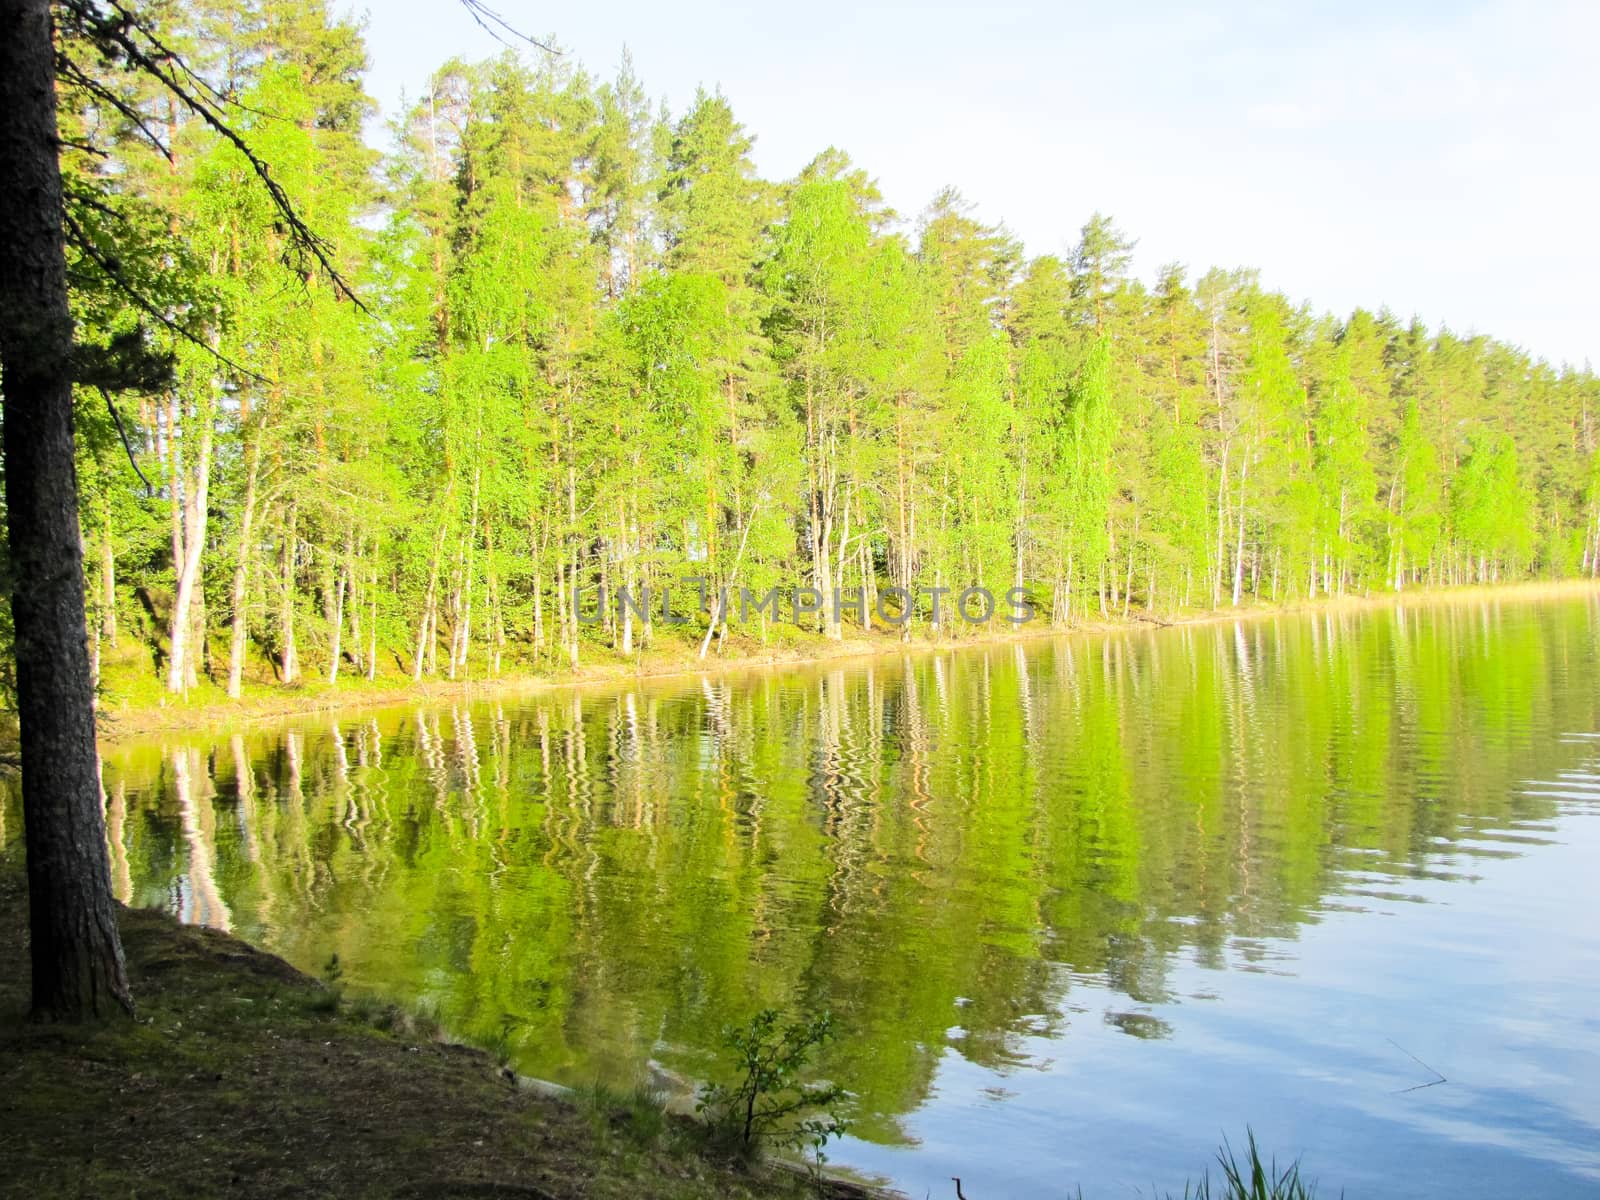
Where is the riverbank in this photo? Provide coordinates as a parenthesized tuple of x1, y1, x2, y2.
(82, 577, 1600, 741)
(0, 854, 884, 1200)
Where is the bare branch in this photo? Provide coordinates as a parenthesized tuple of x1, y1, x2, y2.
(459, 0, 561, 53)
(97, 386, 153, 491)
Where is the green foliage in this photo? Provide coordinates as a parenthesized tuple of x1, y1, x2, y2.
(696, 1009, 849, 1163)
(14, 0, 1597, 708)
(1451, 431, 1534, 575)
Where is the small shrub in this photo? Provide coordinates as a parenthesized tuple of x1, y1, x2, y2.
(303, 952, 344, 1013)
(483, 1014, 519, 1069)
(319, 952, 344, 989)
(696, 1008, 849, 1165)
(584, 1080, 671, 1147)
(406, 999, 443, 1041)
(347, 994, 401, 1031)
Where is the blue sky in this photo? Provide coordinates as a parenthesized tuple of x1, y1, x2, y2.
(359, 1, 1597, 369)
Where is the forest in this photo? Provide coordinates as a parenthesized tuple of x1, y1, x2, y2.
(43, 0, 1600, 700)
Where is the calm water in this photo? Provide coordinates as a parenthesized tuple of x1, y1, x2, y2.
(10, 595, 1600, 1197)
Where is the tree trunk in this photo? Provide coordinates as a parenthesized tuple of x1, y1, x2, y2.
(0, 0, 132, 1020)
(326, 564, 346, 684)
(451, 465, 481, 679)
(187, 554, 205, 687)
(1212, 443, 1229, 609)
(1014, 447, 1028, 593)
(100, 503, 116, 648)
(567, 463, 580, 669)
(412, 519, 447, 681)
(366, 564, 378, 681)
(278, 501, 299, 683)
(347, 546, 363, 678)
(1231, 456, 1248, 607)
(225, 424, 262, 697)
(616, 499, 632, 655)
(166, 401, 212, 693)
(532, 550, 545, 651)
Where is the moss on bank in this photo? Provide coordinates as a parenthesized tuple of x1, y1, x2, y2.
(0, 857, 883, 1200)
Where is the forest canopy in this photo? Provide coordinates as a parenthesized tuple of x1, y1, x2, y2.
(35, 0, 1600, 699)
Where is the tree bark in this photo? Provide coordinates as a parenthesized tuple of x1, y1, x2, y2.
(277, 502, 299, 682)
(1231, 456, 1248, 607)
(412, 518, 447, 681)
(367, 565, 378, 680)
(0, 0, 133, 1020)
(224, 426, 261, 697)
(166, 397, 212, 692)
(100, 503, 116, 648)
(326, 563, 346, 684)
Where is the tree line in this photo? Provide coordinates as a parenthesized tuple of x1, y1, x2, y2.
(38, 0, 1600, 705)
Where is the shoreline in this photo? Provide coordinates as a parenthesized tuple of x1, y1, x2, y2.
(0, 854, 890, 1200)
(88, 577, 1600, 742)
(0, 851, 1334, 1200)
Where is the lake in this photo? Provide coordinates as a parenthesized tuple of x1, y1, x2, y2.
(16, 593, 1600, 1197)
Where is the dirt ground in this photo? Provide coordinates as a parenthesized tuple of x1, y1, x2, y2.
(0, 858, 883, 1200)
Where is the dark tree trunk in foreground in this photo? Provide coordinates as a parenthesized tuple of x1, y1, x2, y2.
(0, 0, 133, 1020)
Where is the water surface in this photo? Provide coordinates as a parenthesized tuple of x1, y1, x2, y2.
(14, 595, 1600, 1197)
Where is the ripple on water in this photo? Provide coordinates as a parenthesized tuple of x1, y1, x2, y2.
(46, 594, 1600, 1200)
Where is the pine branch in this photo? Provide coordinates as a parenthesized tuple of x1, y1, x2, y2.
(58, 136, 110, 159)
(61, 206, 265, 382)
(59, 0, 370, 315)
(61, 176, 128, 224)
(54, 51, 172, 160)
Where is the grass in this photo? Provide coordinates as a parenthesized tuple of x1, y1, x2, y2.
(953, 1131, 1328, 1200)
(580, 1080, 675, 1149)
(0, 852, 881, 1200)
(1168, 1131, 1325, 1199)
